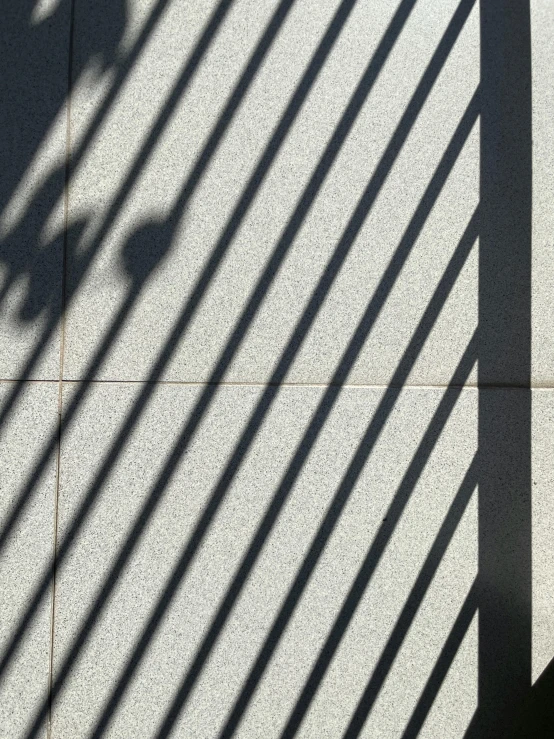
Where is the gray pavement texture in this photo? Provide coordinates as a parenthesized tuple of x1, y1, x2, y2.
(0, 0, 553, 737)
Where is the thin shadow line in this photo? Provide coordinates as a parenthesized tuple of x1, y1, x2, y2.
(401, 581, 478, 739)
(64, 0, 432, 727)
(1, 0, 309, 676)
(342, 459, 478, 738)
(0, 0, 353, 572)
(17, 0, 378, 733)
(0, 0, 234, 441)
(272, 225, 477, 737)
(12, 0, 464, 736)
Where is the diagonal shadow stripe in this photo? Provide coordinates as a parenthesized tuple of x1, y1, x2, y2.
(66, 0, 217, 190)
(278, 215, 478, 737)
(4, 0, 362, 706)
(16, 0, 417, 735)
(1, 0, 311, 676)
(401, 580, 478, 739)
(278, 352, 478, 739)
(343, 458, 478, 737)
(156, 164, 478, 739)
(93, 90, 479, 739)
(2, 0, 305, 705)
(1, 2, 478, 736)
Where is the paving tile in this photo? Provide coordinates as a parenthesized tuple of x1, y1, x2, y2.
(0, 2, 71, 379)
(51, 382, 482, 737)
(0, 382, 59, 738)
(62, 0, 480, 385)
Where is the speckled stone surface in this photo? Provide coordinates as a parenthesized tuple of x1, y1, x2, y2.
(62, 0, 480, 386)
(0, 383, 59, 739)
(2, 0, 554, 737)
(0, 2, 69, 380)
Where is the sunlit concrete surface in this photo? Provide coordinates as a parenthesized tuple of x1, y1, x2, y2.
(0, 0, 553, 737)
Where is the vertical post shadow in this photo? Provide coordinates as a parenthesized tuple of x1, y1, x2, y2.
(477, 0, 532, 736)
(505, 657, 554, 738)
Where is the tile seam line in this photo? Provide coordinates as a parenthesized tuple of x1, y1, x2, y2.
(47, 0, 76, 735)
(3, 379, 547, 389)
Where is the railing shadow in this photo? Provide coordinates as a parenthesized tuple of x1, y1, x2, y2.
(473, 0, 532, 735)
(0, 0, 540, 736)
